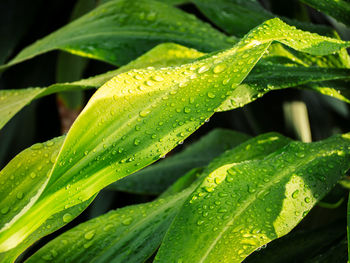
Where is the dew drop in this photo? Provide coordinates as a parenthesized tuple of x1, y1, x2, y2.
(1, 207, 9, 214)
(207, 92, 216, 99)
(30, 172, 36, 179)
(152, 75, 164, 82)
(139, 109, 151, 117)
(213, 63, 227, 73)
(62, 213, 73, 223)
(122, 217, 133, 226)
(134, 139, 141, 146)
(16, 192, 24, 200)
(184, 107, 191, 113)
(198, 65, 209, 74)
(84, 230, 95, 240)
(292, 190, 299, 199)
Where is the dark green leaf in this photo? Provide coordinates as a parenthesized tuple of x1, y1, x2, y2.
(300, 0, 350, 27)
(111, 129, 251, 195)
(0, 0, 232, 71)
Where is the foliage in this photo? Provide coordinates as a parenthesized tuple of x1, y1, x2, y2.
(0, 0, 350, 262)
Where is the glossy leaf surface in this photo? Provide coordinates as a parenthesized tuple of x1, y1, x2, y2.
(0, 18, 349, 252)
(300, 0, 350, 27)
(0, 0, 232, 71)
(26, 132, 292, 263)
(192, 0, 333, 37)
(0, 43, 204, 130)
(245, 222, 345, 262)
(111, 129, 250, 194)
(155, 134, 350, 262)
(3, 47, 350, 131)
(0, 136, 95, 262)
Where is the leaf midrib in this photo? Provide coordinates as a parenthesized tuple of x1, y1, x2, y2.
(198, 149, 315, 263)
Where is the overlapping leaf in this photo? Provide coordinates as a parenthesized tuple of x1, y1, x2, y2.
(0, 136, 95, 263)
(155, 133, 350, 262)
(26, 132, 291, 263)
(192, 0, 333, 37)
(245, 222, 345, 262)
(0, 43, 204, 130)
(111, 129, 250, 195)
(0, 18, 349, 252)
(2, 44, 350, 131)
(0, 0, 232, 71)
(300, 0, 350, 27)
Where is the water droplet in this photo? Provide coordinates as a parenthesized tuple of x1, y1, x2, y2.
(146, 11, 157, 21)
(134, 139, 141, 146)
(104, 224, 114, 231)
(198, 65, 209, 74)
(122, 217, 133, 226)
(207, 92, 215, 99)
(184, 107, 191, 113)
(304, 197, 311, 203)
(145, 80, 154, 86)
(213, 63, 227, 73)
(292, 190, 299, 199)
(62, 213, 73, 223)
(1, 207, 9, 214)
(16, 192, 23, 199)
(152, 75, 164, 82)
(32, 143, 43, 150)
(84, 230, 95, 240)
(139, 109, 151, 117)
(197, 220, 204, 225)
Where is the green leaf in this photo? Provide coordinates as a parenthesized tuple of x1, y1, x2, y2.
(348, 193, 350, 263)
(111, 129, 251, 195)
(155, 133, 350, 263)
(0, 0, 232, 71)
(192, 0, 333, 37)
(218, 63, 350, 111)
(1, 18, 349, 252)
(0, 43, 204, 130)
(55, 0, 98, 109)
(25, 132, 291, 263)
(300, 0, 350, 27)
(305, 80, 350, 104)
(26, 181, 196, 263)
(3, 44, 350, 132)
(306, 238, 348, 263)
(0, 136, 95, 262)
(245, 221, 345, 262)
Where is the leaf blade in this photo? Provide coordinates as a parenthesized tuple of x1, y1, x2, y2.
(1, 18, 349, 252)
(155, 134, 350, 262)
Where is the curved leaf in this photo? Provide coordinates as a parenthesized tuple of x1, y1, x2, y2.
(0, 43, 204, 130)
(218, 63, 350, 111)
(0, 136, 95, 262)
(0, 0, 232, 71)
(300, 0, 350, 27)
(3, 46, 350, 131)
(245, 222, 345, 263)
(111, 129, 251, 195)
(155, 134, 350, 262)
(0, 18, 349, 252)
(26, 132, 292, 263)
(25, 183, 195, 263)
(306, 238, 348, 263)
(192, 0, 333, 37)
